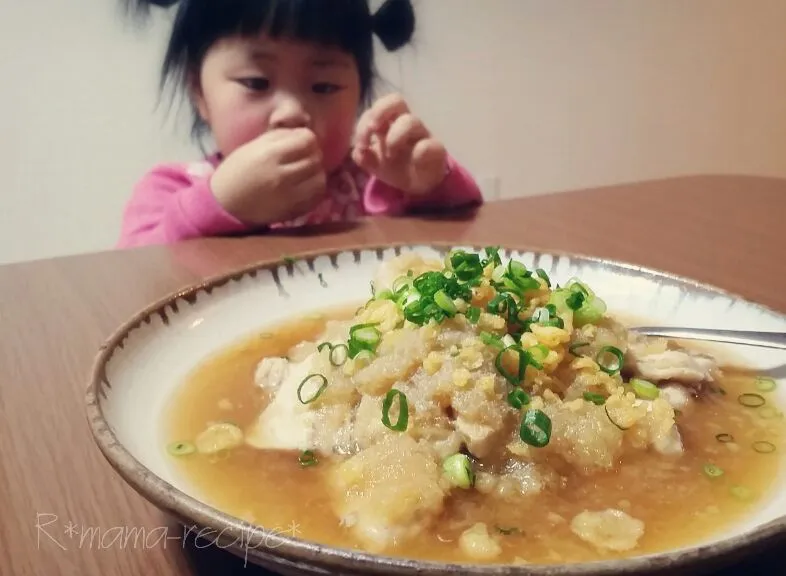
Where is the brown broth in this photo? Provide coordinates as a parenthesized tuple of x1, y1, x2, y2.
(161, 310, 785, 564)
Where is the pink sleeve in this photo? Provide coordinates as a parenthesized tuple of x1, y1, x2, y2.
(362, 154, 484, 216)
(116, 163, 252, 249)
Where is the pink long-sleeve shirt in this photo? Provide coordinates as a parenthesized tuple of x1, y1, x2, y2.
(116, 153, 484, 248)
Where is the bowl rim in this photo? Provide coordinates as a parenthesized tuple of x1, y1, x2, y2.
(85, 240, 786, 575)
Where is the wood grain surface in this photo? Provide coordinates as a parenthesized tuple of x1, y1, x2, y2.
(1, 175, 785, 575)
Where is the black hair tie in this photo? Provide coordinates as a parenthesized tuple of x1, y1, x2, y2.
(372, 0, 416, 51)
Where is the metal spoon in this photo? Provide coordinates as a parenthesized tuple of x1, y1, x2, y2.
(630, 327, 786, 351)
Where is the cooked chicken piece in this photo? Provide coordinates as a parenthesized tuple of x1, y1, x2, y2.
(626, 337, 720, 386)
(659, 385, 692, 411)
(253, 357, 290, 391)
(246, 355, 318, 451)
(327, 434, 450, 553)
(570, 509, 645, 552)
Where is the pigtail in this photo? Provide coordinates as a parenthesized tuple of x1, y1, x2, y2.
(372, 0, 415, 51)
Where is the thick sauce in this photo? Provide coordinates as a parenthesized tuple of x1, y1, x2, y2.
(161, 310, 785, 564)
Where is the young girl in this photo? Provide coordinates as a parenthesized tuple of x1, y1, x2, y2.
(117, 0, 484, 248)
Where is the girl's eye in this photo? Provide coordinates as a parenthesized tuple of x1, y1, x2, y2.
(237, 78, 270, 91)
(313, 83, 342, 95)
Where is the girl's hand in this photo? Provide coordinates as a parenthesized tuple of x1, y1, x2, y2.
(210, 128, 326, 225)
(352, 94, 448, 196)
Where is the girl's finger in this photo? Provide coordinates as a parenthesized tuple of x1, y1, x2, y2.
(385, 113, 430, 159)
(351, 143, 381, 172)
(355, 93, 410, 147)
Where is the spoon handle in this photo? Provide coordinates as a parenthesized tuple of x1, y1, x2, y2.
(631, 327, 786, 351)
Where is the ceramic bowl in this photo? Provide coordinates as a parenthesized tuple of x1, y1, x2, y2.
(85, 243, 786, 576)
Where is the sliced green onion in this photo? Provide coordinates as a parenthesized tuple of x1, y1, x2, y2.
(167, 441, 196, 456)
(502, 334, 517, 348)
(752, 441, 776, 454)
(487, 293, 518, 322)
(519, 409, 552, 447)
(495, 346, 530, 385)
(596, 346, 624, 375)
(449, 250, 483, 282)
(483, 246, 503, 267)
(442, 453, 475, 489)
(535, 268, 551, 287)
(297, 374, 328, 404)
(565, 291, 586, 311)
(605, 404, 631, 430)
(527, 344, 549, 369)
(329, 344, 349, 366)
(382, 389, 409, 431)
(715, 433, 734, 443)
(507, 388, 530, 410)
(465, 306, 481, 324)
(348, 323, 382, 357)
(496, 526, 522, 536)
(738, 393, 766, 408)
(567, 280, 590, 297)
(755, 377, 776, 392)
(703, 463, 724, 478)
(758, 407, 782, 420)
(569, 342, 590, 356)
(583, 392, 606, 405)
(375, 288, 394, 301)
(317, 342, 332, 353)
(298, 450, 318, 467)
(730, 485, 754, 501)
(630, 378, 659, 400)
(434, 290, 457, 316)
(540, 317, 565, 329)
(480, 331, 505, 350)
(392, 276, 412, 293)
(574, 296, 607, 327)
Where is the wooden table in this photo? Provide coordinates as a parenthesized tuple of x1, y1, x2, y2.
(2, 175, 785, 575)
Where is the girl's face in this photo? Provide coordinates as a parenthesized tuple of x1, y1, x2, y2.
(193, 34, 362, 173)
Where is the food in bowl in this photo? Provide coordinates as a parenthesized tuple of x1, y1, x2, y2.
(162, 248, 784, 564)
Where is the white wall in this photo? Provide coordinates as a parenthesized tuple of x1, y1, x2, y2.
(1, 0, 785, 264)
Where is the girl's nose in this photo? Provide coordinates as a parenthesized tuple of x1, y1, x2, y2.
(269, 96, 312, 130)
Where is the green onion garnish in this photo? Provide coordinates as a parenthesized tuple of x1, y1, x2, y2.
(167, 441, 196, 456)
(487, 293, 518, 322)
(758, 407, 782, 420)
(382, 389, 409, 431)
(738, 393, 766, 408)
(703, 463, 724, 478)
(752, 441, 776, 454)
(317, 342, 332, 352)
(507, 388, 530, 410)
(495, 346, 530, 385)
(630, 378, 659, 400)
(298, 450, 318, 467)
(496, 526, 522, 536)
(535, 268, 551, 287)
(565, 291, 586, 311)
(583, 392, 606, 405)
(297, 374, 328, 404)
(448, 250, 483, 281)
(527, 344, 549, 369)
(730, 485, 754, 501)
(329, 344, 348, 366)
(434, 290, 457, 316)
(442, 453, 475, 489)
(755, 377, 776, 392)
(569, 342, 590, 356)
(480, 331, 505, 350)
(519, 409, 552, 447)
(596, 346, 624, 375)
(715, 433, 734, 443)
(483, 246, 503, 267)
(348, 323, 382, 358)
(465, 306, 481, 324)
(605, 404, 631, 430)
(375, 288, 394, 301)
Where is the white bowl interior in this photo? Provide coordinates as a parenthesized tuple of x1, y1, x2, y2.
(99, 245, 786, 554)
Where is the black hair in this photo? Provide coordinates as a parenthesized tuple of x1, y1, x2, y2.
(124, 0, 416, 138)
